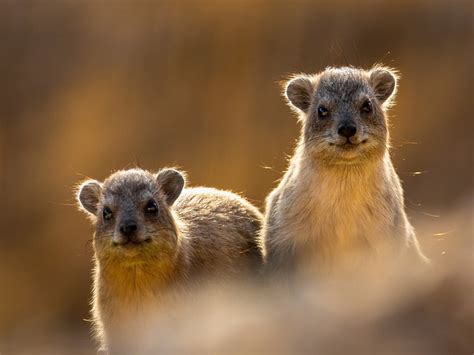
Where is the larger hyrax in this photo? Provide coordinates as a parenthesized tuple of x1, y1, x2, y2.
(76, 168, 263, 353)
(262, 65, 428, 275)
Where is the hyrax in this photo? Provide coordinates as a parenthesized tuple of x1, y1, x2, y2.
(263, 65, 428, 275)
(76, 168, 263, 353)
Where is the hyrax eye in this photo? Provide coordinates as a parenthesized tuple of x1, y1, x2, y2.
(145, 199, 159, 214)
(102, 207, 113, 221)
(317, 106, 329, 118)
(361, 100, 372, 113)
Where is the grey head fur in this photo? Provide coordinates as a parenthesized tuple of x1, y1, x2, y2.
(77, 168, 184, 259)
(285, 66, 398, 165)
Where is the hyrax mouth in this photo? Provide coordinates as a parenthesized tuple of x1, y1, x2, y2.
(338, 144, 359, 152)
(330, 138, 368, 149)
(113, 238, 152, 248)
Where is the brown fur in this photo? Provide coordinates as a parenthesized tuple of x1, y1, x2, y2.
(262, 65, 428, 276)
(76, 168, 263, 353)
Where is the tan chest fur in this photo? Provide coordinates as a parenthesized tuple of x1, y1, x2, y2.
(91, 261, 186, 352)
(269, 154, 400, 266)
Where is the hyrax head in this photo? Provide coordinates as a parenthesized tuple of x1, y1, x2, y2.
(76, 168, 185, 261)
(284, 66, 398, 165)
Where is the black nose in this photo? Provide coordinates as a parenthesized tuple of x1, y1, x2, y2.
(338, 124, 357, 138)
(120, 222, 137, 237)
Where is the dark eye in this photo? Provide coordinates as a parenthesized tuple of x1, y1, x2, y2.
(102, 207, 112, 221)
(317, 106, 329, 118)
(145, 199, 158, 214)
(361, 100, 372, 113)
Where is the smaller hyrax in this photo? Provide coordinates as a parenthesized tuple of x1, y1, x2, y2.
(263, 65, 428, 275)
(76, 168, 263, 353)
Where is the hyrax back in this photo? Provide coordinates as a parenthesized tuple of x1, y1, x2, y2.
(175, 187, 264, 277)
(76, 168, 263, 352)
(263, 65, 427, 275)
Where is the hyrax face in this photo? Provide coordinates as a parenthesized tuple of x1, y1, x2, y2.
(285, 66, 398, 164)
(77, 168, 185, 263)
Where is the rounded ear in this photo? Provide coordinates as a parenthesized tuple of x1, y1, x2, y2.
(156, 169, 185, 206)
(284, 75, 314, 113)
(77, 180, 102, 215)
(369, 67, 398, 104)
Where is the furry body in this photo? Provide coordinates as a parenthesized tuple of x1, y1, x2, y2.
(263, 66, 427, 275)
(77, 169, 263, 352)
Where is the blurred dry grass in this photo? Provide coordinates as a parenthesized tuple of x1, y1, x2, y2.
(0, 0, 472, 354)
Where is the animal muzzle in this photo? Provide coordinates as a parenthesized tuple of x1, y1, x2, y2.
(113, 220, 147, 245)
(338, 122, 357, 138)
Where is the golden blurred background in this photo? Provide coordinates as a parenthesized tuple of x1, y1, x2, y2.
(0, 0, 472, 354)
